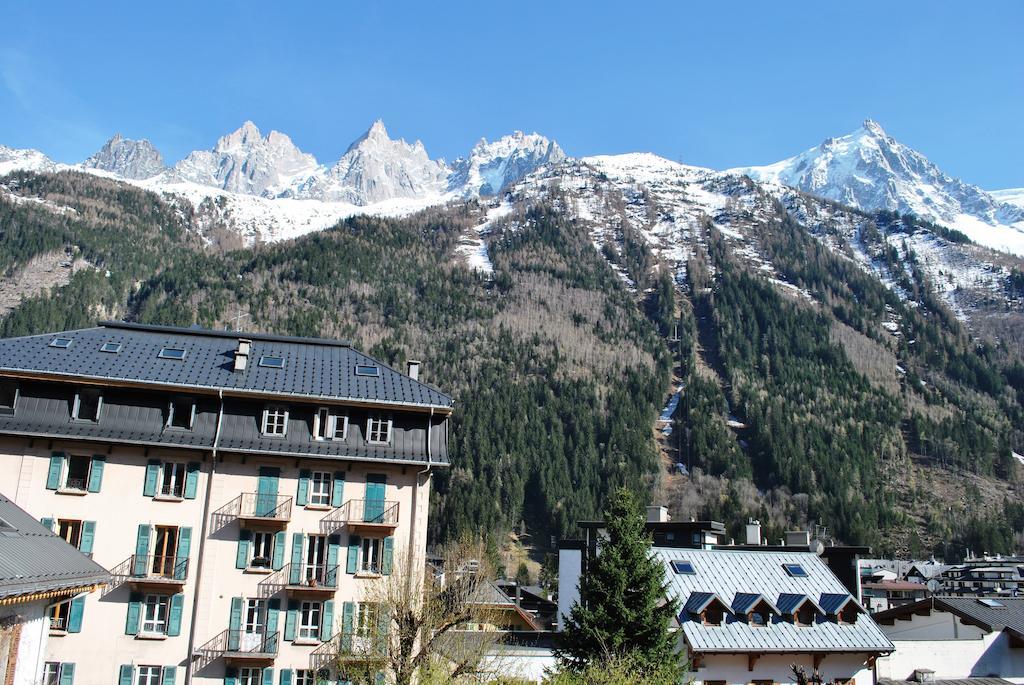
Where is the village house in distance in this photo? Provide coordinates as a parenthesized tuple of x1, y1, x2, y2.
(0, 321, 452, 685)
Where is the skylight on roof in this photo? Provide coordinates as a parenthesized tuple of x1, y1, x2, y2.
(49, 337, 73, 349)
(355, 364, 380, 377)
(100, 342, 122, 354)
(158, 347, 187, 360)
(671, 560, 695, 575)
(259, 355, 285, 369)
(783, 563, 808, 577)
(978, 598, 1005, 608)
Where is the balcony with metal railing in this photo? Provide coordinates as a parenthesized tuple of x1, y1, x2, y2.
(320, 499, 399, 534)
(257, 563, 340, 598)
(109, 554, 188, 591)
(212, 493, 292, 531)
(195, 629, 279, 670)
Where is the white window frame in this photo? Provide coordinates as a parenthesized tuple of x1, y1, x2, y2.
(239, 668, 262, 685)
(366, 416, 392, 445)
(243, 599, 266, 634)
(160, 462, 187, 498)
(167, 398, 196, 430)
(261, 406, 288, 437)
(313, 407, 348, 441)
(71, 389, 103, 422)
(250, 531, 274, 569)
(361, 537, 384, 574)
(355, 601, 380, 636)
(141, 594, 170, 635)
(309, 471, 332, 506)
(295, 671, 317, 685)
(42, 662, 62, 685)
(136, 664, 163, 685)
(298, 600, 322, 640)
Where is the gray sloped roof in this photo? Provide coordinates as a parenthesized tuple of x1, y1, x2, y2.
(0, 492, 111, 601)
(873, 597, 1024, 635)
(657, 548, 893, 654)
(0, 322, 452, 410)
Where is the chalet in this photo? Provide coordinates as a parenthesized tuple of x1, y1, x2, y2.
(873, 597, 1024, 682)
(0, 322, 452, 685)
(0, 492, 109, 685)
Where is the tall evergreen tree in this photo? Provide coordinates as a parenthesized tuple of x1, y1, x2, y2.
(555, 488, 681, 673)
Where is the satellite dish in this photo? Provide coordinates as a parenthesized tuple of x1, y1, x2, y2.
(809, 539, 825, 555)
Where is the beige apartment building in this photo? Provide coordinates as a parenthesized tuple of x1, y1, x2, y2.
(0, 321, 452, 685)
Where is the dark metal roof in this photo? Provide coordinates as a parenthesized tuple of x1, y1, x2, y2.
(0, 492, 111, 601)
(0, 322, 452, 411)
(873, 596, 1024, 635)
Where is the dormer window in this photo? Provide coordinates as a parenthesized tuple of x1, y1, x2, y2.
(262, 406, 288, 437)
(796, 602, 817, 627)
(0, 380, 17, 416)
(366, 415, 392, 445)
(749, 600, 774, 627)
(72, 389, 102, 422)
(313, 408, 348, 441)
(838, 603, 860, 624)
(167, 398, 196, 430)
(702, 604, 725, 626)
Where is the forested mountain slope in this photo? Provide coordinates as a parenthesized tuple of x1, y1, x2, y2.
(1, 168, 1021, 559)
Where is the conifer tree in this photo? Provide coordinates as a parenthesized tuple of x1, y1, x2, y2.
(555, 488, 681, 674)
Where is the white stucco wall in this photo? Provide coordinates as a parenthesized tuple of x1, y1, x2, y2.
(2, 601, 49, 685)
(691, 652, 874, 685)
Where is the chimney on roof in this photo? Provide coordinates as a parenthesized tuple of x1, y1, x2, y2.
(745, 519, 762, 546)
(407, 360, 421, 381)
(646, 505, 669, 523)
(234, 338, 252, 372)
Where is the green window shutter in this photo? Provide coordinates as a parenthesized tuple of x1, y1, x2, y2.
(236, 529, 252, 569)
(125, 592, 142, 635)
(133, 524, 151, 576)
(224, 667, 238, 685)
(143, 459, 161, 497)
(184, 462, 201, 499)
(167, 593, 184, 636)
(228, 597, 243, 651)
(262, 668, 274, 685)
(341, 602, 354, 651)
(346, 535, 361, 574)
(279, 670, 293, 685)
(288, 533, 303, 584)
(59, 663, 75, 685)
(296, 469, 310, 506)
(87, 456, 105, 492)
(67, 596, 85, 633)
(174, 527, 192, 580)
(326, 535, 341, 587)
(256, 466, 280, 516)
(364, 475, 386, 522)
(119, 665, 133, 685)
(162, 666, 177, 685)
(46, 453, 65, 490)
(284, 600, 298, 641)
(40, 517, 54, 532)
(320, 600, 334, 642)
(377, 605, 390, 640)
(271, 531, 286, 571)
(331, 472, 345, 507)
(79, 521, 95, 554)
(381, 536, 394, 576)
(266, 598, 280, 637)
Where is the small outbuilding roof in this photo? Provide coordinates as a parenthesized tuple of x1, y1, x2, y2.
(0, 492, 110, 602)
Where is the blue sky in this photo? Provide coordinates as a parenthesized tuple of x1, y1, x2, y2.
(2, 1, 1021, 188)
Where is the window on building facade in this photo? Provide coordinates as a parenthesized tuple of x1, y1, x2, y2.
(295, 671, 318, 685)
(57, 519, 83, 548)
(366, 416, 392, 444)
(136, 665, 163, 685)
(160, 462, 187, 498)
(796, 603, 817, 626)
(42, 663, 62, 685)
(167, 398, 195, 430)
(250, 531, 274, 568)
(64, 455, 92, 491)
(261, 406, 288, 436)
(0, 380, 17, 416)
(309, 471, 332, 506)
(141, 594, 170, 635)
(313, 407, 347, 441)
(72, 389, 102, 422)
(298, 601, 322, 640)
(238, 668, 262, 685)
(356, 602, 380, 636)
(702, 603, 725, 626)
(49, 602, 70, 631)
(361, 537, 384, 574)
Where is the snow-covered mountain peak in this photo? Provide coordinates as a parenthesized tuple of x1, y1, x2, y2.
(728, 120, 1024, 251)
(216, 120, 264, 152)
(450, 131, 567, 196)
(83, 134, 165, 179)
(0, 145, 60, 176)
